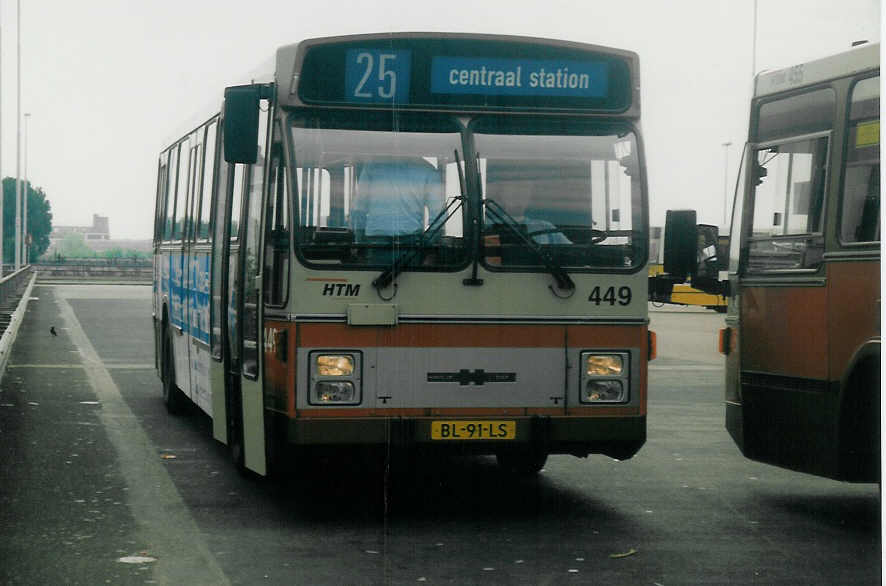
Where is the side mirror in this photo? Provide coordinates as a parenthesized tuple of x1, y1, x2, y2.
(663, 209, 697, 281)
(223, 85, 260, 164)
(696, 224, 719, 280)
(716, 235, 729, 271)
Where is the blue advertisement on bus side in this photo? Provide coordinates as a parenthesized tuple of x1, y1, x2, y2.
(430, 56, 609, 97)
(165, 252, 210, 345)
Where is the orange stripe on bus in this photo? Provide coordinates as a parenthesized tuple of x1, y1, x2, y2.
(298, 323, 646, 348)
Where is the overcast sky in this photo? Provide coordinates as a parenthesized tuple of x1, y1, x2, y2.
(0, 0, 880, 238)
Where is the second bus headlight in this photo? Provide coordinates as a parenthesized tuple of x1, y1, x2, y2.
(580, 351, 629, 404)
(310, 352, 361, 405)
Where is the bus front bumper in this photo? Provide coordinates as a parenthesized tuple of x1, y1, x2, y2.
(278, 414, 646, 461)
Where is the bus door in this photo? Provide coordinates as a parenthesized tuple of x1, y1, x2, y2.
(180, 136, 203, 401)
(208, 147, 235, 444)
(233, 99, 271, 475)
(170, 140, 193, 398)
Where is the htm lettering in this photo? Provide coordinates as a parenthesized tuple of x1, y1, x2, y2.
(322, 283, 361, 297)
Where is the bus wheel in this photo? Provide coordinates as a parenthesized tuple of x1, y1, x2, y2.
(840, 362, 880, 481)
(496, 450, 548, 476)
(161, 329, 186, 414)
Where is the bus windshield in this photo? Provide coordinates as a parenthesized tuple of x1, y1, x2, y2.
(291, 113, 644, 271)
(292, 113, 467, 268)
(474, 118, 644, 270)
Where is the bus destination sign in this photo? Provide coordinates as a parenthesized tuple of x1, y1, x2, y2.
(300, 38, 633, 112)
(430, 57, 609, 98)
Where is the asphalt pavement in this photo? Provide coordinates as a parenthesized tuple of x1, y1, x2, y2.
(0, 285, 880, 585)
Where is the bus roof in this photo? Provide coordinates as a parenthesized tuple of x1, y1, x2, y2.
(754, 42, 880, 98)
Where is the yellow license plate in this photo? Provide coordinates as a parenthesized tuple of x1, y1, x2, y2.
(430, 420, 516, 441)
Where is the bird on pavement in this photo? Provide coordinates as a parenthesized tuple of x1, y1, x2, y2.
(50, 326, 57, 336)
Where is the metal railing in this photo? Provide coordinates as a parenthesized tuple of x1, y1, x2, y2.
(33, 257, 151, 268)
(0, 265, 34, 309)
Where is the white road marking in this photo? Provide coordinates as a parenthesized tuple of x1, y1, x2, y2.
(56, 290, 229, 585)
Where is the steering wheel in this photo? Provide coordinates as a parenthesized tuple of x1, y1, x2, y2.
(588, 229, 608, 244)
(525, 227, 608, 244)
(525, 227, 565, 239)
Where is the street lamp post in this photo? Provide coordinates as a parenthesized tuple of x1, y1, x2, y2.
(722, 141, 732, 229)
(14, 0, 21, 271)
(23, 112, 29, 264)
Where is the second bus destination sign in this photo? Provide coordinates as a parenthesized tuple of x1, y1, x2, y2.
(343, 48, 611, 104)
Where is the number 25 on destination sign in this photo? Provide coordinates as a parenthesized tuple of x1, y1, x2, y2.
(346, 49, 411, 102)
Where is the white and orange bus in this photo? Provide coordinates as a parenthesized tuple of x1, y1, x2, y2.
(152, 33, 655, 477)
(696, 43, 879, 481)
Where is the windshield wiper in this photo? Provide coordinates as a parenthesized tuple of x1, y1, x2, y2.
(371, 195, 464, 293)
(372, 150, 467, 294)
(483, 198, 575, 293)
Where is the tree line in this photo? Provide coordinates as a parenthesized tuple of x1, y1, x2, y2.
(1, 176, 51, 263)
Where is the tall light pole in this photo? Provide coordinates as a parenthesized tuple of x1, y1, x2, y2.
(14, 0, 21, 271)
(23, 112, 29, 264)
(722, 141, 732, 229)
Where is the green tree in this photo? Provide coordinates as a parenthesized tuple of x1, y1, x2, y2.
(56, 233, 95, 259)
(2, 177, 53, 263)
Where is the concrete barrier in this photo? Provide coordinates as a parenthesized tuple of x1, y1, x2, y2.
(0, 269, 37, 379)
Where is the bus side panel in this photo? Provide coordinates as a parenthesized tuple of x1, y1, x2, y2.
(724, 304, 743, 450)
(740, 285, 828, 379)
(188, 251, 213, 414)
(169, 251, 192, 397)
(827, 258, 880, 481)
(826, 260, 880, 377)
(738, 283, 839, 476)
(263, 320, 294, 416)
(152, 253, 161, 373)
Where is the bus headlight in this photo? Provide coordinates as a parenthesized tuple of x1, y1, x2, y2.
(310, 352, 361, 405)
(583, 380, 626, 402)
(316, 381, 357, 403)
(580, 351, 629, 404)
(585, 354, 623, 376)
(316, 355, 354, 376)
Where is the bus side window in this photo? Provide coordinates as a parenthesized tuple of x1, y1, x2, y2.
(155, 156, 168, 243)
(197, 121, 218, 240)
(163, 147, 179, 240)
(187, 143, 201, 241)
(840, 75, 880, 244)
(264, 142, 289, 307)
(173, 142, 190, 240)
